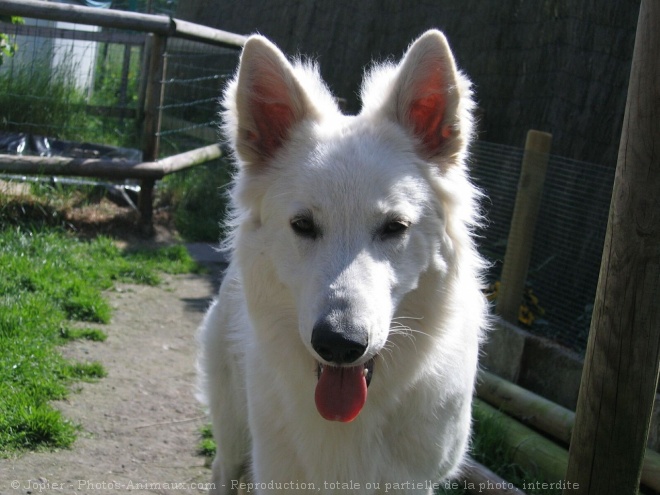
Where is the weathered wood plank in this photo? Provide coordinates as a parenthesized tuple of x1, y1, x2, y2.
(477, 370, 660, 492)
(474, 399, 569, 481)
(495, 130, 552, 323)
(462, 456, 528, 495)
(157, 143, 223, 175)
(0, 143, 222, 180)
(564, 1, 660, 493)
(477, 370, 575, 444)
(0, 0, 246, 48)
(138, 32, 167, 232)
(0, 154, 158, 179)
(0, 20, 146, 45)
(171, 19, 247, 48)
(0, 0, 172, 35)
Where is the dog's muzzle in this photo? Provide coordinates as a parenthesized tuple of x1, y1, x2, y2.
(311, 318, 375, 423)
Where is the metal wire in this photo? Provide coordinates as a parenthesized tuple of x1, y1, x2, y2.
(471, 141, 614, 355)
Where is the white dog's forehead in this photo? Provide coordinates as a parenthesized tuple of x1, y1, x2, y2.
(271, 124, 433, 222)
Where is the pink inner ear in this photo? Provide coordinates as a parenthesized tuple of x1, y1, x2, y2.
(409, 92, 447, 154)
(243, 75, 300, 160)
(251, 101, 296, 157)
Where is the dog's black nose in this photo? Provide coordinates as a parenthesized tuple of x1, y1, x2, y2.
(311, 319, 368, 364)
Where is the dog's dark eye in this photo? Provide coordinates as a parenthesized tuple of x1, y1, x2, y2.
(291, 216, 319, 239)
(379, 219, 410, 239)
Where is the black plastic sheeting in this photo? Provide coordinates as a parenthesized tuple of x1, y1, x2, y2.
(0, 132, 142, 162)
(0, 132, 142, 208)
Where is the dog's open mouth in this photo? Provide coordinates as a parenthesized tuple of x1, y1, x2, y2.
(314, 358, 374, 423)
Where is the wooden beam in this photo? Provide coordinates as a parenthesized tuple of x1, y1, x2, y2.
(462, 456, 528, 495)
(477, 370, 660, 492)
(157, 143, 223, 175)
(474, 399, 570, 482)
(0, 0, 173, 35)
(0, 20, 146, 45)
(0, 154, 160, 179)
(477, 370, 575, 445)
(0, 0, 246, 48)
(171, 19, 247, 49)
(141, 33, 167, 163)
(0, 143, 223, 180)
(139, 32, 167, 232)
(495, 130, 552, 323)
(564, 1, 660, 493)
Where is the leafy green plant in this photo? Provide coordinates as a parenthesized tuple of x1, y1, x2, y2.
(484, 281, 546, 328)
(197, 423, 216, 458)
(0, 39, 139, 147)
(0, 56, 87, 138)
(159, 159, 232, 242)
(0, 16, 23, 66)
(91, 43, 141, 109)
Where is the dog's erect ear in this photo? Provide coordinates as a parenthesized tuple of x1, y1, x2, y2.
(225, 35, 314, 167)
(382, 30, 473, 165)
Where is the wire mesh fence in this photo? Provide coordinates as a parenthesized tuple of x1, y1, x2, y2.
(0, 3, 244, 228)
(0, 17, 144, 147)
(0, 16, 238, 157)
(472, 140, 615, 355)
(1, 21, 137, 151)
(158, 38, 237, 157)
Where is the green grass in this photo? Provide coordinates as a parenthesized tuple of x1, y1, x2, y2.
(0, 45, 140, 148)
(0, 223, 200, 456)
(90, 43, 141, 110)
(197, 423, 217, 458)
(159, 159, 232, 242)
(59, 327, 107, 342)
(465, 405, 561, 495)
(0, 57, 85, 138)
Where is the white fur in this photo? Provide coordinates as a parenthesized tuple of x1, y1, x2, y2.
(198, 30, 488, 495)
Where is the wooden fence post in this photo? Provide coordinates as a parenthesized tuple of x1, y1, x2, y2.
(139, 32, 167, 235)
(495, 130, 552, 323)
(564, 1, 660, 493)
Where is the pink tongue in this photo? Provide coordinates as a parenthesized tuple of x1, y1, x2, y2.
(314, 365, 367, 422)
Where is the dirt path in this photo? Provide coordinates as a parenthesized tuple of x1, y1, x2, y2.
(2, 247, 224, 495)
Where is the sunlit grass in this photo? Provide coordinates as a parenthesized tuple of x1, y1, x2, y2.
(0, 218, 200, 456)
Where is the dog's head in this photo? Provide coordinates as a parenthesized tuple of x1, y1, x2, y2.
(223, 30, 476, 422)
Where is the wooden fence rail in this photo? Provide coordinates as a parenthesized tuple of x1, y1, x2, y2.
(495, 130, 552, 323)
(0, 143, 223, 180)
(476, 370, 660, 493)
(0, 0, 248, 48)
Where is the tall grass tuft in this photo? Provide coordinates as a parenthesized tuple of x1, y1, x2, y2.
(0, 48, 139, 147)
(159, 159, 232, 242)
(0, 56, 87, 139)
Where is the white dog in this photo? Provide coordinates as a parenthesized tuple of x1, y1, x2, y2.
(198, 29, 487, 494)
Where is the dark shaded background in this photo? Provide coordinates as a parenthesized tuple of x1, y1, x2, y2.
(176, 0, 640, 168)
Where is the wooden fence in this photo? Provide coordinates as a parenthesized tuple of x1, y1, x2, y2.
(0, 0, 247, 233)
